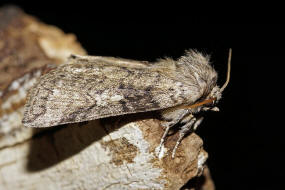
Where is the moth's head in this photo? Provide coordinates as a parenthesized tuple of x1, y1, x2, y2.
(179, 49, 231, 112)
(193, 86, 222, 112)
(186, 49, 231, 112)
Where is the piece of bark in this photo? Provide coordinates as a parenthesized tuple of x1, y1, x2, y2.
(0, 6, 215, 190)
(1, 116, 209, 190)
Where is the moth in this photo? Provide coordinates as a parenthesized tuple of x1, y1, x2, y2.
(22, 49, 231, 158)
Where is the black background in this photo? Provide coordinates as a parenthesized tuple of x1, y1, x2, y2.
(1, 2, 284, 190)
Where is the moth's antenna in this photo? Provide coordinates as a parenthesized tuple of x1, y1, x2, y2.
(220, 48, 232, 92)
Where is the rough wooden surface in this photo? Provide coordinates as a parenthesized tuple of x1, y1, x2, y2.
(0, 6, 215, 190)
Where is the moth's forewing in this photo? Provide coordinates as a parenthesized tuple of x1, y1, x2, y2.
(23, 57, 201, 128)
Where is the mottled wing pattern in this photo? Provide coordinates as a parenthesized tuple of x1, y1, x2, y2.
(23, 56, 202, 127)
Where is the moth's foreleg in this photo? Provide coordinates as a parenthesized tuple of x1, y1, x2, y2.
(192, 117, 204, 131)
(171, 116, 196, 158)
(171, 116, 204, 158)
(158, 109, 189, 154)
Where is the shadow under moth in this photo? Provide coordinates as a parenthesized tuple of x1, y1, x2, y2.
(22, 49, 231, 158)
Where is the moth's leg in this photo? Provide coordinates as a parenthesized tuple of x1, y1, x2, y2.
(171, 117, 204, 158)
(158, 109, 190, 153)
(192, 117, 204, 131)
(171, 117, 196, 158)
(202, 106, 219, 112)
